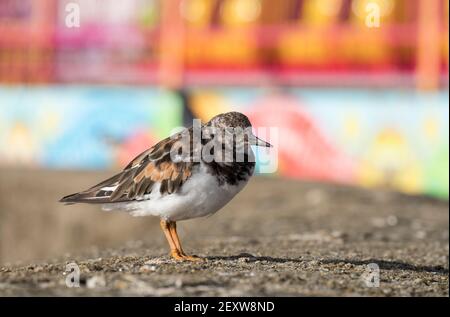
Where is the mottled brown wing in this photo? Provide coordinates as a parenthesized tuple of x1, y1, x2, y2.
(60, 130, 196, 204)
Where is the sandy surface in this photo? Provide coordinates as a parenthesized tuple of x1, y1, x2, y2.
(0, 169, 448, 296)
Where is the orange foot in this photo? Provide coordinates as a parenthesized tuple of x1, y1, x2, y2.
(170, 250, 204, 262)
(182, 254, 204, 262)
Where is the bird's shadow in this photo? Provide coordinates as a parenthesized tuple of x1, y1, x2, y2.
(206, 253, 302, 264)
(206, 254, 449, 275)
(322, 258, 449, 275)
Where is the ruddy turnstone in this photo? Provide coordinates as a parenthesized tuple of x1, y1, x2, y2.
(60, 112, 272, 261)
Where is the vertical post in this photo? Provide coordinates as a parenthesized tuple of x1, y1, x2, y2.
(33, 0, 57, 82)
(416, 0, 441, 90)
(159, 0, 185, 89)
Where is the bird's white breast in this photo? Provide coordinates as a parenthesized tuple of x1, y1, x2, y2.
(102, 162, 253, 221)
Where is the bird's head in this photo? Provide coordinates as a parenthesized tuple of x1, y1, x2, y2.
(206, 112, 272, 148)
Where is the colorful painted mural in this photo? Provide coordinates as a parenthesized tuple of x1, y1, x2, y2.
(0, 86, 183, 169)
(188, 88, 449, 199)
(0, 86, 448, 199)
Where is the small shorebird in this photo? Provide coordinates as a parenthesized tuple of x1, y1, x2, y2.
(60, 112, 271, 261)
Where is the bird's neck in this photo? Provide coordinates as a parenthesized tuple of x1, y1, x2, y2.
(202, 143, 255, 186)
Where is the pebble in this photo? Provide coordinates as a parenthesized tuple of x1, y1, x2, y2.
(86, 276, 106, 289)
(139, 265, 157, 273)
(174, 279, 183, 288)
(413, 278, 423, 285)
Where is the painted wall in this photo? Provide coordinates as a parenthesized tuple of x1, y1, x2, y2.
(0, 86, 182, 169)
(188, 88, 449, 199)
(0, 86, 448, 199)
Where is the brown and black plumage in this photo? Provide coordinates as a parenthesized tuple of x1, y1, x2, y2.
(60, 112, 272, 261)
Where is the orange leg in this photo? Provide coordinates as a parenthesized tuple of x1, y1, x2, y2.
(160, 219, 184, 260)
(160, 220, 203, 261)
(168, 222, 203, 262)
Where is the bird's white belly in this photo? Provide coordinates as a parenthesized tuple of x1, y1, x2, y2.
(102, 163, 251, 221)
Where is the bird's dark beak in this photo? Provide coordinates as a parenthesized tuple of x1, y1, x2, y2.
(249, 134, 272, 147)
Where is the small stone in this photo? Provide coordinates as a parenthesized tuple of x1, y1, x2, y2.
(86, 275, 106, 289)
(413, 278, 423, 285)
(175, 278, 183, 288)
(344, 263, 354, 269)
(238, 257, 251, 264)
(139, 265, 157, 273)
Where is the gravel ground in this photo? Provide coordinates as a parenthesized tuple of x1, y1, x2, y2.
(0, 170, 448, 296)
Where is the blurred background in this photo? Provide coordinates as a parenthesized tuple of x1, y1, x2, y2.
(0, 0, 448, 265)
